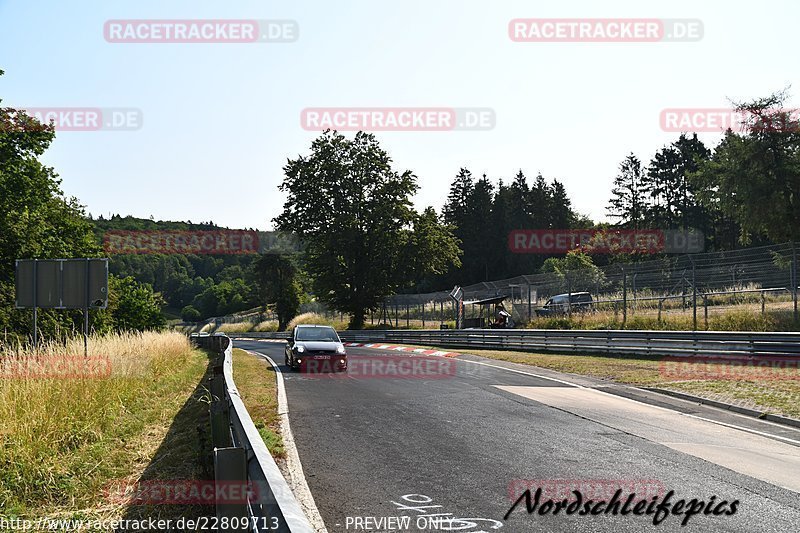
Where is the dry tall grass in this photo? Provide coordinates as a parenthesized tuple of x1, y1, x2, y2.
(214, 322, 255, 334)
(286, 312, 348, 331)
(0, 331, 207, 516)
(253, 320, 279, 332)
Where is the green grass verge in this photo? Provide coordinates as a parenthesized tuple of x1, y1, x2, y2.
(231, 349, 285, 458)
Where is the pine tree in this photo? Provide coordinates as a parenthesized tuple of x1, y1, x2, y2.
(549, 179, 573, 228)
(443, 168, 474, 228)
(607, 154, 645, 229)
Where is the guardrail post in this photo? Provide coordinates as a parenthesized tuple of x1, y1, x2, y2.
(211, 401, 233, 449)
(214, 447, 249, 531)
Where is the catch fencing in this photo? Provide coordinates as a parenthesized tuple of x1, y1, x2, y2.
(357, 242, 800, 329)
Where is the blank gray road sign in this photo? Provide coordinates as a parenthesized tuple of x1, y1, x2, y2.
(15, 259, 108, 309)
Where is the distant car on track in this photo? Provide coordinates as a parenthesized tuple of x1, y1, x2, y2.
(284, 325, 347, 372)
(534, 292, 593, 317)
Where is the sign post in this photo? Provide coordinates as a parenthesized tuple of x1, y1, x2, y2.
(449, 286, 463, 329)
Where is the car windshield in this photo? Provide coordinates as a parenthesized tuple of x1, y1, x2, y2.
(296, 327, 339, 342)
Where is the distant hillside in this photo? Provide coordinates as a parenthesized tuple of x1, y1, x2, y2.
(89, 214, 263, 321)
(89, 213, 256, 234)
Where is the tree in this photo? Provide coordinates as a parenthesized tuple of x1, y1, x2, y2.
(549, 179, 574, 229)
(274, 131, 459, 329)
(541, 250, 605, 292)
(529, 173, 551, 229)
(107, 276, 166, 331)
(644, 134, 711, 230)
(607, 154, 646, 229)
(442, 168, 474, 230)
(0, 71, 102, 339)
(180, 305, 201, 322)
(691, 91, 800, 243)
(644, 144, 682, 228)
(252, 254, 302, 330)
(462, 174, 495, 282)
(403, 207, 462, 290)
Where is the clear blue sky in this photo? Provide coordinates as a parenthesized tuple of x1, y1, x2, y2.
(1, 0, 797, 229)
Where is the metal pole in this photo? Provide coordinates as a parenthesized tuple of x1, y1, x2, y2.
(793, 243, 798, 324)
(421, 303, 425, 329)
(682, 275, 686, 309)
(406, 302, 409, 328)
(527, 284, 532, 323)
(622, 268, 627, 326)
(84, 259, 90, 358)
(692, 258, 697, 331)
(567, 275, 572, 319)
(32, 259, 38, 350)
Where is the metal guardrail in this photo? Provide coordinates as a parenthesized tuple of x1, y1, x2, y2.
(233, 329, 800, 358)
(191, 333, 314, 533)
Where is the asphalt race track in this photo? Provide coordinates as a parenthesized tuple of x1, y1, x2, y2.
(235, 340, 800, 533)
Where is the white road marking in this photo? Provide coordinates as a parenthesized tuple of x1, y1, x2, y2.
(451, 357, 800, 444)
(497, 386, 800, 494)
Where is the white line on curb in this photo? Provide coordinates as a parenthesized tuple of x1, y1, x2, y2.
(247, 350, 329, 533)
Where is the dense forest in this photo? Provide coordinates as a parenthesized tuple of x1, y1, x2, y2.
(90, 215, 262, 321)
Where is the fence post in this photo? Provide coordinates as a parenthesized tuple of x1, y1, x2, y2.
(761, 291, 766, 316)
(703, 295, 708, 330)
(692, 258, 697, 331)
(421, 303, 425, 329)
(793, 243, 798, 325)
(682, 275, 687, 309)
(622, 268, 627, 327)
(567, 275, 572, 319)
(406, 302, 410, 328)
(527, 284, 532, 323)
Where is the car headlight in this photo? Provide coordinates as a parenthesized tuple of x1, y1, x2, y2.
(339, 359, 346, 364)
(336, 345, 346, 354)
(296, 345, 305, 353)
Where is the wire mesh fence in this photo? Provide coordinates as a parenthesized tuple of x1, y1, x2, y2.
(365, 242, 800, 330)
